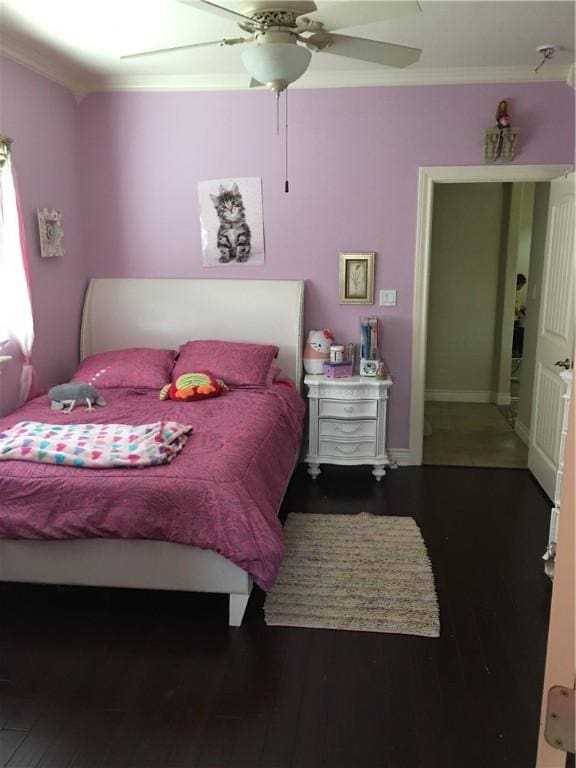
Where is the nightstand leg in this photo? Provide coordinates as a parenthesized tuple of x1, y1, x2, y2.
(372, 465, 386, 482)
(307, 462, 321, 479)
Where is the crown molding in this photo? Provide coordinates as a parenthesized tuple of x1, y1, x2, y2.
(81, 64, 573, 95)
(1, 36, 572, 99)
(292, 64, 572, 90)
(0, 32, 87, 101)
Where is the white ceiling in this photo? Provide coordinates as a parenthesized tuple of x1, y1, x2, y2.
(0, 0, 574, 97)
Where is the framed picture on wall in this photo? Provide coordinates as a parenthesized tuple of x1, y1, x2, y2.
(37, 208, 64, 258)
(339, 251, 375, 304)
(197, 177, 265, 267)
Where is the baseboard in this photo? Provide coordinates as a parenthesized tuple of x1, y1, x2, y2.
(425, 389, 492, 403)
(495, 391, 511, 406)
(515, 418, 530, 446)
(388, 449, 411, 466)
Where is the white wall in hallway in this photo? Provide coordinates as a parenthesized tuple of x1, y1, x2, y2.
(517, 183, 551, 431)
(492, 182, 536, 402)
(425, 183, 505, 398)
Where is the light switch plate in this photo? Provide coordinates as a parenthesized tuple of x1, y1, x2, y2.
(379, 289, 397, 307)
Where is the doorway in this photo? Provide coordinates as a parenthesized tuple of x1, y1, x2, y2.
(422, 181, 541, 468)
(409, 164, 573, 467)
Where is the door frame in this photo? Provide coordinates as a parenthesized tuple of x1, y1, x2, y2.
(409, 164, 573, 465)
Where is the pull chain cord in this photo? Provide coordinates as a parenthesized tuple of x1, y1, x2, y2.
(276, 91, 280, 137)
(284, 87, 289, 193)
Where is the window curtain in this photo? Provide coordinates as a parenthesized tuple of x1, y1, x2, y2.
(0, 140, 37, 404)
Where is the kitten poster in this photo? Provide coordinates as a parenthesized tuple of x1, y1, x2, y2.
(198, 177, 265, 267)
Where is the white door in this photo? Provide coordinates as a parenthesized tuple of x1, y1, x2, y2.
(528, 173, 575, 498)
(535, 395, 574, 768)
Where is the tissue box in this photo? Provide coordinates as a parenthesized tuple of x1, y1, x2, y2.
(323, 361, 353, 378)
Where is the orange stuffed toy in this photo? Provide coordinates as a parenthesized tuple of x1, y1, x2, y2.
(159, 372, 227, 402)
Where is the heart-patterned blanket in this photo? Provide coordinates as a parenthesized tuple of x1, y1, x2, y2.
(0, 421, 193, 468)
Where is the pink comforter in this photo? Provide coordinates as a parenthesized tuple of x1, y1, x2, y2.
(0, 384, 305, 590)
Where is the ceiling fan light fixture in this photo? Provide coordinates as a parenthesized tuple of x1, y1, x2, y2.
(241, 41, 311, 92)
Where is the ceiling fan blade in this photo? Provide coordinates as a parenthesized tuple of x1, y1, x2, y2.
(308, 1, 421, 32)
(121, 37, 248, 59)
(249, 78, 264, 88)
(308, 33, 421, 68)
(286, 1, 318, 16)
(178, 0, 262, 28)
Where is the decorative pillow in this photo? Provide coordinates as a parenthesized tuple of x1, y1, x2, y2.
(266, 364, 295, 388)
(266, 364, 282, 385)
(71, 348, 177, 389)
(173, 340, 279, 387)
(159, 371, 227, 402)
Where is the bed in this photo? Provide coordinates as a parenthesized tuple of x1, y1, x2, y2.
(0, 278, 305, 626)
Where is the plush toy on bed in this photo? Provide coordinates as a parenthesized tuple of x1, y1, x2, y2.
(159, 372, 228, 402)
(48, 382, 107, 413)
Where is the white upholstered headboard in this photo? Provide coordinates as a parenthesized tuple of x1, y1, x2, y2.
(80, 279, 305, 387)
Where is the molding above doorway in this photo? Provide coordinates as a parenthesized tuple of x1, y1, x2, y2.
(409, 164, 574, 466)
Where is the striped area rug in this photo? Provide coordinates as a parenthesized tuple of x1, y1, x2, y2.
(265, 513, 440, 637)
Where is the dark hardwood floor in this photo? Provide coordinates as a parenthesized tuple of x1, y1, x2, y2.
(0, 465, 553, 768)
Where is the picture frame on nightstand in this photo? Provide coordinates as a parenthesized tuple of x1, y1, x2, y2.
(339, 252, 375, 304)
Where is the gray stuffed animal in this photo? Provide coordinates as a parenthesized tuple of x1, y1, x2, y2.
(48, 382, 107, 413)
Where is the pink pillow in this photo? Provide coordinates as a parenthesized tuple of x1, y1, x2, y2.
(266, 364, 282, 385)
(266, 364, 294, 387)
(174, 340, 278, 387)
(71, 347, 177, 389)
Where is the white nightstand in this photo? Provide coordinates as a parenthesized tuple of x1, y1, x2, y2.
(304, 374, 392, 481)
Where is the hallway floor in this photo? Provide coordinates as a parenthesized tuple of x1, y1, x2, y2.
(423, 401, 528, 468)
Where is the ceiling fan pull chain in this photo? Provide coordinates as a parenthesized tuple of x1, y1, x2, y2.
(284, 88, 289, 194)
(276, 91, 280, 137)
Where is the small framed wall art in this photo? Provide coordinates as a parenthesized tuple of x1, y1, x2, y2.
(37, 208, 64, 258)
(339, 251, 375, 304)
(198, 177, 265, 267)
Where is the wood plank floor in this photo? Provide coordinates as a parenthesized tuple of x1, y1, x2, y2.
(0, 465, 553, 768)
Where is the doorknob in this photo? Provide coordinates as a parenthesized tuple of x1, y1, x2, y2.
(554, 359, 572, 370)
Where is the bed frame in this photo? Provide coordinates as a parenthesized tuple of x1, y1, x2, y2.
(0, 278, 305, 626)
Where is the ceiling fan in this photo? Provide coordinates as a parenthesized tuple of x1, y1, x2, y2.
(122, 1, 423, 93)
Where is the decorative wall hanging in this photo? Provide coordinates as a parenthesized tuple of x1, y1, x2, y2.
(198, 177, 265, 267)
(339, 251, 375, 304)
(484, 100, 519, 162)
(37, 208, 64, 258)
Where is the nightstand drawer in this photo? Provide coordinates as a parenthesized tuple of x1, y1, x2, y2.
(319, 399, 377, 419)
(319, 439, 377, 459)
(319, 419, 376, 439)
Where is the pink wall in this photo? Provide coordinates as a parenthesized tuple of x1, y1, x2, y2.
(1, 57, 573, 441)
(0, 57, 86, 416)
(78, 82, 574, 447)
